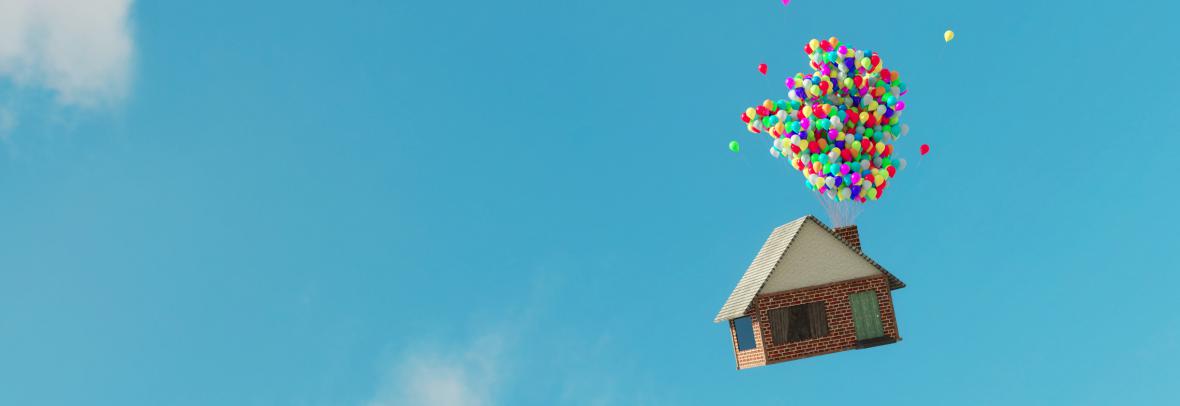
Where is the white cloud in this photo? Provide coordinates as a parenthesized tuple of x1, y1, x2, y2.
(0, 0, 134, 107)
(367, 333, 504, 406)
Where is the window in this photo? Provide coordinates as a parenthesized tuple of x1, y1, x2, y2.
(732, 316, 757, 350)
(768, 302, 829, 344)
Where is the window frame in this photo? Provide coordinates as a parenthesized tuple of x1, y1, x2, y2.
(769, 301, 829, 344)
(732, 316, 758, 351)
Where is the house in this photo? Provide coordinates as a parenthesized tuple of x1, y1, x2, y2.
(714, 215, 905, 369)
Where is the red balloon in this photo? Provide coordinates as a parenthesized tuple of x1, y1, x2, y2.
(758, 63, 768, 75)
(886, 166, 896, 178)
(741, 113, 750, 123)
(920, 144, 930, 155)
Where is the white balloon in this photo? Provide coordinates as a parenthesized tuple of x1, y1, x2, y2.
(901, 123, 910, 135)
(898, 158, 908, 170)
(770, 147, 781, 158)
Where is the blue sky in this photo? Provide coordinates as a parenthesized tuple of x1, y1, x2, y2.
(0, 0, 1178, 404)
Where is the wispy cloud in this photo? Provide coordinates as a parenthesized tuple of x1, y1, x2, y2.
(367, 332, 505, 406)
(363, 263, 671, 406)
(0, 0, 135, 107)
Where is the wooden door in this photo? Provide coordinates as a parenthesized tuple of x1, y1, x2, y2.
(849, 291, 884, 341)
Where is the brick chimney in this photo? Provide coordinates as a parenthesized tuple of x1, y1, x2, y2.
(833, 225, 861, 251)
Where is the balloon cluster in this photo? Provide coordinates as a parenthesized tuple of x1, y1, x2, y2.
(740, 37, 909, 203)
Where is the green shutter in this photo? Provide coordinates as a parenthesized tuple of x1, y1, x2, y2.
(849, 291, 884, 341)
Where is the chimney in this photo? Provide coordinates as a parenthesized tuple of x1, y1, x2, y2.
(833, 225, 861, 251)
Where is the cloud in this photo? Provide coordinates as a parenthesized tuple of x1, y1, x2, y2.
(0, 0, 135, 107)
(367, 332, 505, 406)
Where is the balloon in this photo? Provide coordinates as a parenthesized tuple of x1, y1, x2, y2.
(781, 0, 790, 5)
(944, 30, 954, 42)
(729, 141, 740, 153)
(920, 144, 930, 155)
(734, 37, 910, 204)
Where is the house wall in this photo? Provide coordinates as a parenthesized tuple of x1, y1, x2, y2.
(759, 221, 883, 295)
(753, 275, 899, 365)
(730, 316, 766, 370)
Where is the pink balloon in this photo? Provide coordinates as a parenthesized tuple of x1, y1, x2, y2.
(782, 0, 790, 5)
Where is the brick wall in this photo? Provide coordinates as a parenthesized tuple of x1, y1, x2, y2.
(750, 275, 899, 365)
(730, 317, 766, 369)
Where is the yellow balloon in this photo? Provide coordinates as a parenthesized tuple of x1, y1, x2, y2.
(809, 39, 820, 51)
(944, 30, 955, 42)
(802, 105, 813, 117)
(746, 107, 756, 119)
(763, 99, 774, 110)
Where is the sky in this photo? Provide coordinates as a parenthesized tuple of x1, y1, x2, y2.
(0, 0, 1178, 405)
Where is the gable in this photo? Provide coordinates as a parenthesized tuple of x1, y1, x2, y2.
(759, 221, 884, 295)
(714, 215, 904, 323)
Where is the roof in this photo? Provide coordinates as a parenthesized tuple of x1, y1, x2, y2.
(713, 215, 905, 323)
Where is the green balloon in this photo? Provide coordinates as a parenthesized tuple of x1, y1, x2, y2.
(729, 140, 740, 153)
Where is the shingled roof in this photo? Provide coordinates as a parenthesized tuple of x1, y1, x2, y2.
(713, 215, 905, 323)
